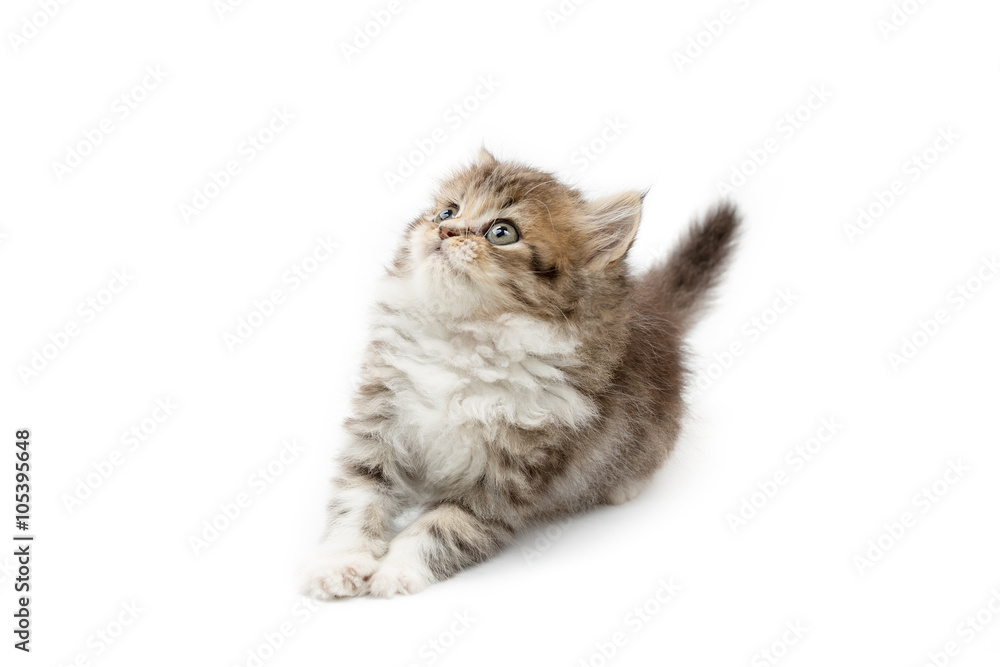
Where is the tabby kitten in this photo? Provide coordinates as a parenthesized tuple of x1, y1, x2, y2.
(300, 150, 739, 598)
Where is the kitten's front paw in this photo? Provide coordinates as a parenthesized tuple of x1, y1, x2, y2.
(368, 558, 433, 598)
(298, 549, 379, 600)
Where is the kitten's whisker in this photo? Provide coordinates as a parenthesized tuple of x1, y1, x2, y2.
(521, 198, 555, 234)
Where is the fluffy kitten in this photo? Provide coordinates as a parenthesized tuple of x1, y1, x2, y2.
(300, 150, 739, 598)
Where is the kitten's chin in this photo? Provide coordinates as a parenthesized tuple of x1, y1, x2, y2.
(412, 257, 506, 319)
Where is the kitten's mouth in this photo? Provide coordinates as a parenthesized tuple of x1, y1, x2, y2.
(426, 239, 454, 268)
(425, 238, 478, 275)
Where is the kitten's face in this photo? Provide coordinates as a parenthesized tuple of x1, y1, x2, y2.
(400, 151, 643, 318)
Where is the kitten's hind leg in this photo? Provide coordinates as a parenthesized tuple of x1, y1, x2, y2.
(368, 501, 516, 597)
(602, 477, 651, 506)
(298, 455, 402, 600)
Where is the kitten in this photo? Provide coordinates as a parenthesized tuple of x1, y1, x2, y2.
(299, 149, 739, 598)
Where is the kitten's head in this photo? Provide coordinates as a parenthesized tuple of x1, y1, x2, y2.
(397, 149, 644, 319)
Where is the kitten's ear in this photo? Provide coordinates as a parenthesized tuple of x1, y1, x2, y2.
(583, 190, 644, 270)
(476, 147, 498, 166)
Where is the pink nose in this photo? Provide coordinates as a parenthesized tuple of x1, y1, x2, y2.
(439, 226, 461, 240)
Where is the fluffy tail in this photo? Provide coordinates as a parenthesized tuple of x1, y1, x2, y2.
(638, 203, 741, 332)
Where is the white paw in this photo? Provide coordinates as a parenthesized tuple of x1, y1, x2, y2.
(604, 478, 649, 506)
(368, 558, 433, 598)
(298, 549, 379, 600)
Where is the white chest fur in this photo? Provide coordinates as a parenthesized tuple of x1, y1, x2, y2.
(368, 306, 596, 489)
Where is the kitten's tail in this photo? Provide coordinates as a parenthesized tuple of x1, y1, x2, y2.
(638, 203, 741, 333)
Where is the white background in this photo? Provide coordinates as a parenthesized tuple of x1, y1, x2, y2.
(2, 0, 999, 665)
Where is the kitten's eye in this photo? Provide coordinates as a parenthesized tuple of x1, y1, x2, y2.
(438, 208, 457, 221)
(486, 221, 519, 245)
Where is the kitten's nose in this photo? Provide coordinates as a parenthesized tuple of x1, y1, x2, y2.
(439, 225, 461, 240)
